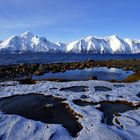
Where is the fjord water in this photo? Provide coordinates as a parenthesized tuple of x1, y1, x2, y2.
(0, 53, 140, 65)
(33, 67, 134, 82)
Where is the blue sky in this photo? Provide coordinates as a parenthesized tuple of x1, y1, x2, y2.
(0, 0, 140, 43)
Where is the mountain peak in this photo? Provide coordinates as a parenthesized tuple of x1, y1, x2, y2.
(86, 36, 94, 41)
(21, 31, 34, 38)
(109, 35, 120, 39)
(0, 32, 140, 54)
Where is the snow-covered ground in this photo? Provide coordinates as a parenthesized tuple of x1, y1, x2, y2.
(0, 80, 140, 140)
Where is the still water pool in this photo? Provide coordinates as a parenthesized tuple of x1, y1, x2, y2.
(33, 67, 134, 82)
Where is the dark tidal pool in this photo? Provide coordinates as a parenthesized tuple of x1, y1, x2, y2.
(73, 99, 138, 126)
(0, 94, 82, 137)
(60, 86, 88, 92)
(98, 102, 137, 126)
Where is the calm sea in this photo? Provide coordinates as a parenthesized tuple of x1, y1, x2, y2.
(0, 53, 140, 66)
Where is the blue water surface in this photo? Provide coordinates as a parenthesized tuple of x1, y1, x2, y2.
(0, 53, 140, 66)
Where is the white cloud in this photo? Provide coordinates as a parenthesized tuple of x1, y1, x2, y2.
(0, 17, 55, 29)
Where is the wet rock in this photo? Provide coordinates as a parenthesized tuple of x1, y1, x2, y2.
(123, 72, 140, 83)
(91, 76, 97, 80)
(19, 78, 37, 85)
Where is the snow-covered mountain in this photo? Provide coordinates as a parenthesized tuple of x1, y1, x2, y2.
(0, 31, 65, 54)
(0, 31, 140, 54)
(67, 35, 140, 54)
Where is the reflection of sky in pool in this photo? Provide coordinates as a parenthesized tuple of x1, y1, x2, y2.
(32, 67, 134, 81)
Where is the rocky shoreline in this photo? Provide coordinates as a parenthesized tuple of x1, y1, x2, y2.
(0, 59, 140, 82)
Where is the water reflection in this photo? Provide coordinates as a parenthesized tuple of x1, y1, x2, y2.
(33, 67, 134, 82)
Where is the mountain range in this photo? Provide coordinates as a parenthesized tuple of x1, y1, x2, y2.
(0, 31, 140, 54)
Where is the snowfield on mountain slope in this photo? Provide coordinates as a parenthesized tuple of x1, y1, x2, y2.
(0, 32, 65, 53)
(67, 35, 140, 54)
(0, 80, 140, 140)
(0, 31, 140, 54)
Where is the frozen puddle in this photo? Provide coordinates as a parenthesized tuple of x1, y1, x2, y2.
(60, 86, 88, 92)
(73, 99, 95, 106)
(95, 86, 112, 91)
(73, 99, 139, 126)
(113, 84, 125, 88)
(98, 102, 138, 125)
(0, 94, 82, 137)
(137, 92, 140, 98)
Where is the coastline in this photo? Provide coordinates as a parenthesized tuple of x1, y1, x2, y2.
(0, 59, 140, 82)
